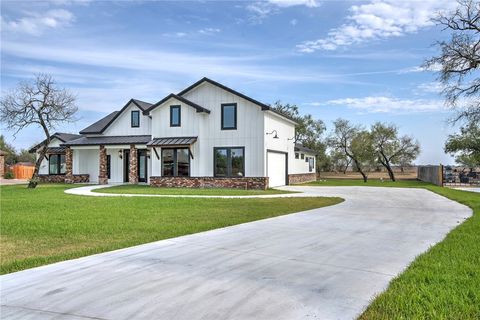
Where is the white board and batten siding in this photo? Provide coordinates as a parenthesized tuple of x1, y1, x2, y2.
(264, 111, 296, 187)
(156, 82, 266, 177)
(72, 148, 99, 183)
(102, 102, 151, 136)
(293, 152, 315, 174)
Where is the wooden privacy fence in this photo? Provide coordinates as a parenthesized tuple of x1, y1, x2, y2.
(11, 164, 35, 179)
(417, 165, 443, 186)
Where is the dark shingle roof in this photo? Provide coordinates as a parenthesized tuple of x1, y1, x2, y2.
(80, 99, 153, 134)
(29, 132, 83, 153)
(294, 144, 317, 155)
(62, 135, 152, 146)
(79, 111, 120, 134)
(147, 137, 197, 146)
(132, 99, 153, 111)
(177, 77, 297, 124)
(145, 94, 210, 114)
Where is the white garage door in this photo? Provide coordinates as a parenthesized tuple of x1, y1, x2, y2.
(267, 151, 287, 188)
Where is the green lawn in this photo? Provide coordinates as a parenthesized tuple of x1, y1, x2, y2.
(94, 184, 295, 196)
(306, 179, 480, 319)
(0, 183, 342, 274)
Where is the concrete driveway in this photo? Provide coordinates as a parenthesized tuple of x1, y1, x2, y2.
(0, 186, 472, 320)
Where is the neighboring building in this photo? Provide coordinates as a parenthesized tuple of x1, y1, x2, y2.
(32, 78, 317, 189)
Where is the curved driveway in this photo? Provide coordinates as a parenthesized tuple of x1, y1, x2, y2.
(1, 186, 472, 320)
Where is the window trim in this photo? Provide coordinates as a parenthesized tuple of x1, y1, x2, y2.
(48, 154, 66, 175)
(221, 103, 237, 130)
(170, 105, 181, 127)
(161, 147, 191, 177)
(213, 146, 245, 177)
(131, 110, 140, 128)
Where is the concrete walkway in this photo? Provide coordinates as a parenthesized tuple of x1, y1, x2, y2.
(64, 184, 314, 198)
(1, 186, 472, 320)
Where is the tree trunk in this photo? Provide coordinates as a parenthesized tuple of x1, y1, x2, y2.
(353, 158, 368, 182)
(379, 152, 396, 182)
(28, 148, 48, 188)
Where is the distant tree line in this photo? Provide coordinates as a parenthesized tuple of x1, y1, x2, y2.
(0, 135, 36, 165)
(272, 102, 420, 182)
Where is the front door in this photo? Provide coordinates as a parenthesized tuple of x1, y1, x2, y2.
(138, 150, 147, 183)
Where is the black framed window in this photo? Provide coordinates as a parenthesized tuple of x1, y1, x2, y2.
(131, 110, 140, 127)
(162, 148, 190, 177)
(301, 153, 304, 160)
(214, 147, 244, 177)
(170, 105, 181, 127)
(49, 154, 66, 175)
(106, 155, 111, 179)
(305, 156, 309, 163)
(295, 153, 299, 159)
(221, 103, 237, 130)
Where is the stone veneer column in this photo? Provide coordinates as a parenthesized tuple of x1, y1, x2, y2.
(129, 145, 138, 184)
(65, 147, 74, 184)
(98, 145, 108, 185)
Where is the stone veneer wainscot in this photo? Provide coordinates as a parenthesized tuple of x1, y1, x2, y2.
(150, 176, 268, 190)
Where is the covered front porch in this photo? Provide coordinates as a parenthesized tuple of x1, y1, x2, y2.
(62, 135, 152, 184)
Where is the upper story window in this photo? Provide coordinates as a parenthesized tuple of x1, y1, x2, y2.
(131, 110, 140, 127)
(170, 105, 181, 127)
(221, 103, 237, 130)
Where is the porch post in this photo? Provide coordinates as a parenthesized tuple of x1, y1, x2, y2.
(98, 145, 108, 185)
(65, 147, 74, 184)
(129, 144, 138, 184)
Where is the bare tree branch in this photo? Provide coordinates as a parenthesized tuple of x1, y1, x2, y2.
(0, 73, 78, 188)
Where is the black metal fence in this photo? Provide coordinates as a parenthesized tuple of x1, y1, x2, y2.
(443, 166, 480, 186)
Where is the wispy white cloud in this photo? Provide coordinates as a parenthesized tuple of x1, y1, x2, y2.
(198, 27, 221, 35)
(1, 9, 74, 36)
(268, 0, 319, 8)
(416, 82, 444, 94)
(297, 0, 456, 52)
(314, 96, 445, 113)
(246, 0, 319, 23)
(163, 27, 220, 38)
(2, 40, 359, 85)
(290, 19, 298, 26)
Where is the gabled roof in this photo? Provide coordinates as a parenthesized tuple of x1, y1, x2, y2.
(29, 132, 83, 153)
(177, 77, 297, 124)
(63, 135, 152, 146)
(144, 93, 210, 115)
(79, 98, 153, 134)
(131, 99, 153, 111)
(80, 111, 120, 134)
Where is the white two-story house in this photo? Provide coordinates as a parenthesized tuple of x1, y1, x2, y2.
(32, 78, 317, 189)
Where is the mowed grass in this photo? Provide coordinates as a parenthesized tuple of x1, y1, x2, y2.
(0, 184, 342, 274)
(306, 179, 480, 319)
(94, 184, 295, 196)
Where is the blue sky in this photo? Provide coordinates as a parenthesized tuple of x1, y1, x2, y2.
(1, 0, 459, 164)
